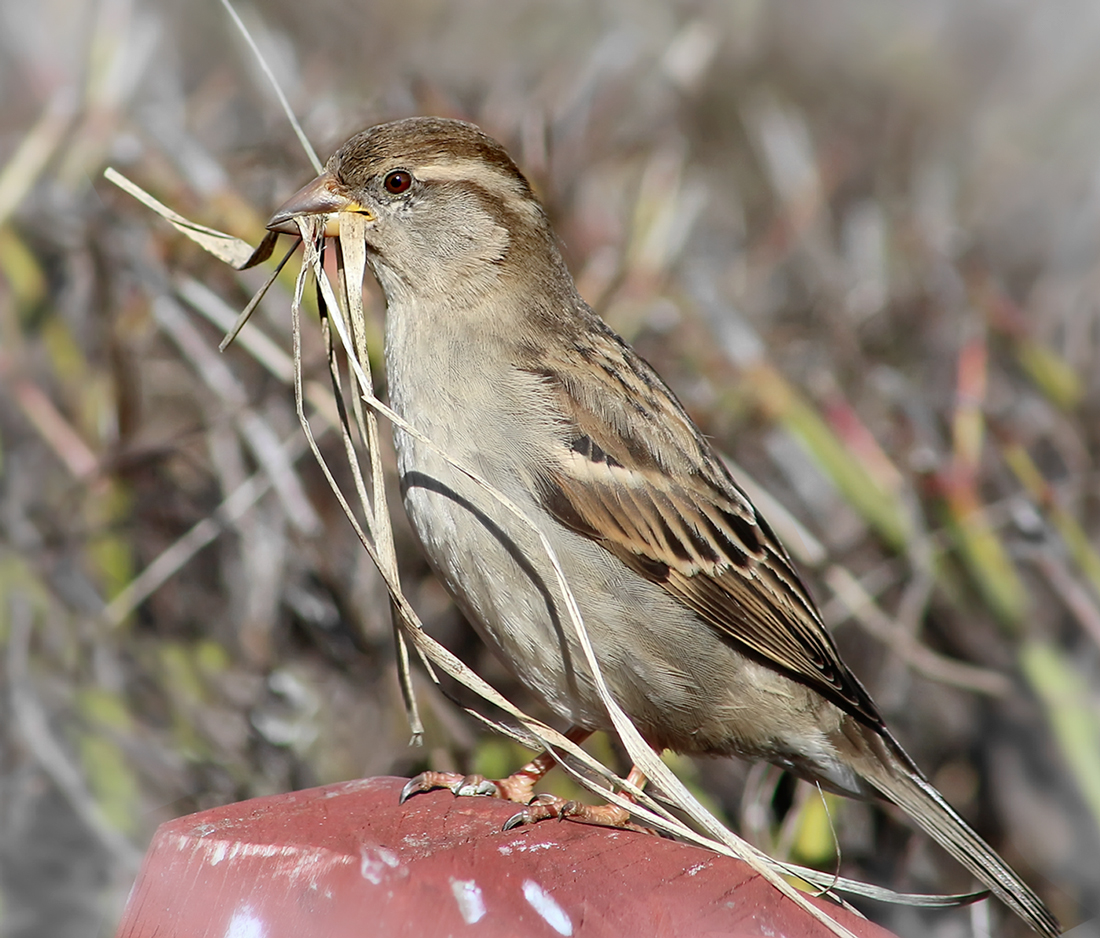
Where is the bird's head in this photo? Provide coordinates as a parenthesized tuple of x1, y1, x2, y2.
(267, 117, 559, 305)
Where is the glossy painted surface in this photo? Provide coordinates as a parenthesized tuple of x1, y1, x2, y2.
(115, 776, 899, 938)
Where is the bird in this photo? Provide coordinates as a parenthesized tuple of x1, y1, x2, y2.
(266, 116, 1060, 937)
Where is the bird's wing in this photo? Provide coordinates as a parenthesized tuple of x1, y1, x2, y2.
(524, 324, 884, 729)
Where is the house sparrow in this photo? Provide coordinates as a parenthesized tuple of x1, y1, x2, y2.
(267, 117, 1059, 937)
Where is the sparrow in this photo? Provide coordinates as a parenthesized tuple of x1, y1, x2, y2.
(267, 117, 1060, 937)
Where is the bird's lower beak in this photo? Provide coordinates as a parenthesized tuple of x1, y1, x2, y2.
(266, 171, 373, 236)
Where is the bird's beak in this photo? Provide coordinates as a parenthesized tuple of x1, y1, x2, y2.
(266, 170, 373, 237)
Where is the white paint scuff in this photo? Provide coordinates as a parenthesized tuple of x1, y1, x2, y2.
(359, 844, 404, 884)
(224, 906, 266, 938)
(522, 880, 573, 936)
(171, 833, 355, 887)
(449, 878, 487, 924)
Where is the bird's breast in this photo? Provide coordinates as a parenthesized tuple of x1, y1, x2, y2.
(379, 298, 856, 774)
(382, 298, 599, 716)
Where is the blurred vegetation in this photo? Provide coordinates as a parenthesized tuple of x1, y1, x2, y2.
(0, 1, 1098, 936)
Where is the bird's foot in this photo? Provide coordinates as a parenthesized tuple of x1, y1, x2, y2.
(399, 729, 597, 809)
(400, 772, 651, 834)
(503, 793, 649, 833)
(399, 770, 539, 805)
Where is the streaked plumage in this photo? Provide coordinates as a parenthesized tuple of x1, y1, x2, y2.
(268, 117, 1059, 937)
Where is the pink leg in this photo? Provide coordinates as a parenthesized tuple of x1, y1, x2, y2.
(503, 764, 652, 832)
(399, 727, 593, 805)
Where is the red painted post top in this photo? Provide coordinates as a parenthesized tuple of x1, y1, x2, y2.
(115, 776, 897, 938)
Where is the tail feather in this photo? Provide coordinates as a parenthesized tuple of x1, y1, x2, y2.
(856, 734, 1061, 938)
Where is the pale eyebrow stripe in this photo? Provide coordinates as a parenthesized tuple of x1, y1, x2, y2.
(413, 161, 517, 185)
(414, 161, 541, 219)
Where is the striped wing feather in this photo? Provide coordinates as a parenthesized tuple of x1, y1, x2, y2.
(526, 340, 884, 730)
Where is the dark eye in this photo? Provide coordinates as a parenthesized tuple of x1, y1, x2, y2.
(384, 170, 412, 194)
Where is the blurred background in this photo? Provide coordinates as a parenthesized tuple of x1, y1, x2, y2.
(1, 0, 1099, 935)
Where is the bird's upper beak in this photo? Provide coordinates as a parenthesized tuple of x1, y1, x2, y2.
(266, 170, 373, 237)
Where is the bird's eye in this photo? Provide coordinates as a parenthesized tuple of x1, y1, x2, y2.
(384, 170, 412, 194)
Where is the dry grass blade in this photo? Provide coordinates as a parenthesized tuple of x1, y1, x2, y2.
(11, 379, 99, 480)
(7, 595, 143, 871)
(218, 0, 322, 175)
(218, 239, 301, 350)
(151, 293, 320, 535)
(334, 212, 423, 739)
(177, 277, 294, 384)
(1019, 643, 1100, 834)
(100, 425, 317, 629)
(104, 168, 257, 266)
(825, 566, 1012, 697)
(0, 87, 77, 226)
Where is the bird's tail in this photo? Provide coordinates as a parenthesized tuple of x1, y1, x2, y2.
(853, 731, 1061, 937)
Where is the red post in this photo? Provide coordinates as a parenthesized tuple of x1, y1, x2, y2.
(116, 776, 897, 938)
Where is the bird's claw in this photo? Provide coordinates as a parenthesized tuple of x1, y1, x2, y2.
(502, 793, 642, 832)
(502, 794, 571, 830)
(400, 771, 500, 804)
